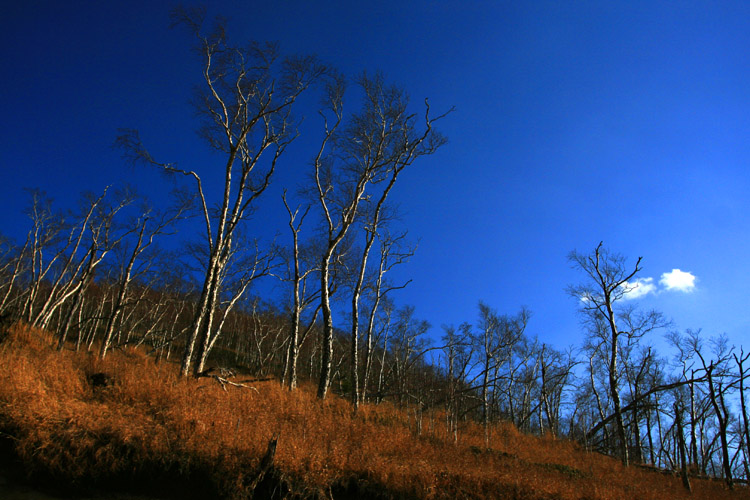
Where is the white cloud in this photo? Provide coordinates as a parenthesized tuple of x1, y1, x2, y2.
(580, 269, 697, 304)
(621, 277, 657, 300)
(660, 269, 696, 292)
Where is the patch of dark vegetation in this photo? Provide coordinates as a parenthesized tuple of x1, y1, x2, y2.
(329, 473, 417, 500)
(0, 424, 405, 500)
(0, 425, 25, 477)
(467, 446, 586, 481)
(534, 462, 587, 479)
(87, 371, 114, 389)
(243, 469, 402, 500)
(469, 445, 517, 460)
(0, 426, 218, 499)
(0, 311, 17, 344)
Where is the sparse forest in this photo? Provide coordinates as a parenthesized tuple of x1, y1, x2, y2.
(1, 8, 749, 500)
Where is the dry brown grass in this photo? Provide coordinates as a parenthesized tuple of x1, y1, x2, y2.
(0, 323, 747, 499)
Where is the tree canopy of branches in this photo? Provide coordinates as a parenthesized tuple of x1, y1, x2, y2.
(117, 8, 327, 377)
(311, 73, 450, 400)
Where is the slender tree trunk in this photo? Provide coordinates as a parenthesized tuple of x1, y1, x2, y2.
(590, 355, 610, 446)
(0, 239, 28, 314)
(86, 294, 107, 351)
(57, 290, 83, 349)
(284, 250, 302, 390)
(317, 255, 334, 399)
(690, 377, 699, 469)
(632, 403, 642, 464)
(181, 256, 217, 376)
(74, 293, 86, 351)
(482, 355, 491, 446)
(349, 235, 378, 408)
(736, 353, 750, 481)
(674, 402, 692, 491)
(100, 285, 127, 358)
(655, 392, 665, 468)
(285, 306, 300, 390)
(646, 400, 656, 465)
(350, 289, 361, 409)
(706, 366, 733, 488)
(605, 295, 628, 466)
(376, 327, 390, 404)
(361, 297, 380, 402)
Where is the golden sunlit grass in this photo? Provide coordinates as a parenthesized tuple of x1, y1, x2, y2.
(0, 323, 747, 499)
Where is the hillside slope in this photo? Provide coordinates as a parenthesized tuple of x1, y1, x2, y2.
(0, 324, 746, 500)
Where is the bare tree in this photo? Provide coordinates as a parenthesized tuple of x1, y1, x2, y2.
(17, 188, 132, 345)
(349, 193, 421, 408)
(538, 343, 577, 437)
(279, 192, 322, 390)
(313, 73, 450, 400)
(360, 230, 414, 404)
(385, 305, 435, 408)
(118, 8, 326, 377)
(504, 335, 539, 432)
(475, 302, 501, 444)
(55, 189, 135, 349)
(0, 234, 29, 316)
(473, 302, 529, 445)
(441, 323, 474, 443)
(21, 190, 76, 325)
(568, 242, 667, 465)
(99, 197, 189, 358)
(374, 300, 397, 403)
(692, 333, 735, 488)
(667, 328, 708, 471)
(194, 234, 277, 373)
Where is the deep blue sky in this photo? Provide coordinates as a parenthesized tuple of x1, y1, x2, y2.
(3, 1, 750, 353)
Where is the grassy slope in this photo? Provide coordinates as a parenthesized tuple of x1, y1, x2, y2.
(0, 324, 747, 500)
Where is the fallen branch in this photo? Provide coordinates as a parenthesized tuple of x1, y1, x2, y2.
(196, 367, 260, 392)
(237, 377, 274, 384)
(212, 374, 259, 393)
